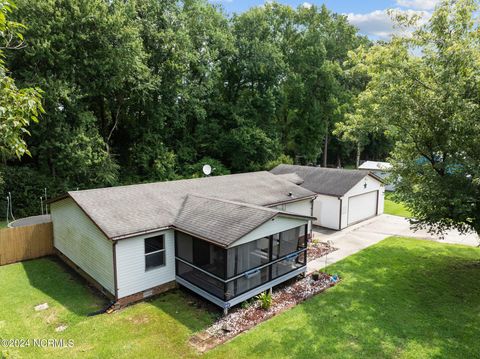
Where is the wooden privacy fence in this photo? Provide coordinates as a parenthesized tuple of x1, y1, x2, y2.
(0, 223, 54, 266)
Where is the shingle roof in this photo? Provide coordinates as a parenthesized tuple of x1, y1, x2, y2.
(61, 171, 315, 240)
(358, 161, 392, 171)
(174, 195, 311, 247)
(270, 164, 379, 197)
(275, 172, 304, 185)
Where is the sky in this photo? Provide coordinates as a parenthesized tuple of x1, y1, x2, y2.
(208, 0, 440, 40)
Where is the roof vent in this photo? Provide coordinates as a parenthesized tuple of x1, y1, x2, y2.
(288, 192, 293, 197)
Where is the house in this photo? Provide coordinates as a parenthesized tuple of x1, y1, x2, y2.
(270, 164, 384, 230)
(358, 161, 395, 191)
(48, 171, 316, 311)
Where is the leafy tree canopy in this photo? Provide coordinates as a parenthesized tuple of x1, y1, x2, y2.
(0, 0, 43, 159)
(339, 0, 480, 236)
(2, 0, 372, 217)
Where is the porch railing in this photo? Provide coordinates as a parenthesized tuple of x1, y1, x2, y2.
(175, 247, 307, 301)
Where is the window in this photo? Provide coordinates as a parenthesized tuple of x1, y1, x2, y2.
(145, 235, 165, 270)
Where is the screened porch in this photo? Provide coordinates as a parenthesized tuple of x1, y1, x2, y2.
(174, 224, 308, 309)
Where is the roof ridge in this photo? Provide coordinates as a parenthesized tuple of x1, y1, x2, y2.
(278, 164, 366, 174)
(184, 193, 280, 213)
(67, 171, 274, 195)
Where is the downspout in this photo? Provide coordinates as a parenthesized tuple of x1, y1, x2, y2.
(338, 198, 343, 230)
(310, 197, 315, 238)
(113, 240, 119, 301)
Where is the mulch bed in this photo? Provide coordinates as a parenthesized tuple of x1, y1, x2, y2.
(189, 272, 340, 352)
(307, 239, 338, 261)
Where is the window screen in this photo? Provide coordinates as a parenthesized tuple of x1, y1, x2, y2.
(145, 235, 166, 270)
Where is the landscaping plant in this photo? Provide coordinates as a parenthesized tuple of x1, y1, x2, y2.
(256, 291, 273, 310)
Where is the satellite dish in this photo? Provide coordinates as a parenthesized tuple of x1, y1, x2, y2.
(202, 164, 212, 176)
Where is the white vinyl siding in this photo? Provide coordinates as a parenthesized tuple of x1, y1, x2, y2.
(116, 229, 175, 298)
(312, 194, 341, 230)
(272, 198, 313, 232)
(50, 198, 115, 294)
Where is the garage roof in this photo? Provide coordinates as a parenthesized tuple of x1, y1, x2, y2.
(51, 171, 316, 240)
(270, 164, 381, 197)
(174, 195, 313, 247)
(275, 172, 304, 185)
(358, 161, 392, 171)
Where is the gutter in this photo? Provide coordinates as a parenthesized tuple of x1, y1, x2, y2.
(267, 194, 317, 207)
(111, 226, 172, 241)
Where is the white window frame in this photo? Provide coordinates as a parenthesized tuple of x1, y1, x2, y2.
(145, 235, 166, 271)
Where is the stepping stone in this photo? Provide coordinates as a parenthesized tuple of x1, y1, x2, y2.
(222, 323, 234, 332)
(55, 325, 68, 332)
(34, 303, 49, 311)
(196, 332, 211, 341)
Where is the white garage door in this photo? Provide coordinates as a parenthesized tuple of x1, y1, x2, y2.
(347, 191, 378, 225)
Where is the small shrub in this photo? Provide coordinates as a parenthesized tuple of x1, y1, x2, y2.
(241, 299, 253, 309)
(256, 291, 272, 310)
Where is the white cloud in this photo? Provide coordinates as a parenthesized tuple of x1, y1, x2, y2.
(301, 2, 313, 9)
(346, 8, 431, 40)
(396, 0, 440, 10)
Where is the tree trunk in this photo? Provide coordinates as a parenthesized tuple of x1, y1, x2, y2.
(323, 123, 328, 167)
(356, 142, 361, 168)
(336, 152, 342, 168)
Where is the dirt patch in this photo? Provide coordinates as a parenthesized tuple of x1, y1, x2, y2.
(190, 272, 339, 352)
(129, 314, 150, 325)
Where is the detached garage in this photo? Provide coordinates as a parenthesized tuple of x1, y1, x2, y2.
(271, 164, 384, 230)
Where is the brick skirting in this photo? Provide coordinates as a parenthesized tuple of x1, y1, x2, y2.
(116, 281, 177, 307)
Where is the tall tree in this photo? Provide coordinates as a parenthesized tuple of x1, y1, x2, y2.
(2, 0, 370, 215)
(8, 0, 150, 186)
(340, 0, 480, 238)
(0, 0, 42, 159)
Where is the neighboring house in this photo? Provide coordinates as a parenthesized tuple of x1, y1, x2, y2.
(270, 164, 384, 230)
(358, 161, 395, 191)
(48, 172, 316, 311)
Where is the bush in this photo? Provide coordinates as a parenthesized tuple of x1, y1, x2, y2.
(256, 291, 273, 310)
(264, 154, 294, 170)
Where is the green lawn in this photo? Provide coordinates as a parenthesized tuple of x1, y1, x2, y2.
(384, 193, 412, 218)
(0, 258, 215, 358)
(0, 220, 7, 228)
(2, 238, 480, 358)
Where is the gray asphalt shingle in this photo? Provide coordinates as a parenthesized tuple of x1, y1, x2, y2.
(63, 171, 315, 240)
(174, 195, 279, 247)
(270, 164, 377, 197)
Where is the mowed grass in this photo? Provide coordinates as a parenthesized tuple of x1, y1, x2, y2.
(1, 238, 480, 358)
(0, 258, 216, 358)
(207, 237, 480, 359)
(384, 192, 412, 218)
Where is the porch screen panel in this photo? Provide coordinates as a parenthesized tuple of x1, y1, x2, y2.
(273, 227, 301, 259)
(176, 232, 227, 279)
(226, 237, 270, 278)
(272, 251, 306, 279)
(176, 232, 193, 262)
(225, 266, 270, 300)
(298, 225, 307, 247)
(176, 261, 225, 299)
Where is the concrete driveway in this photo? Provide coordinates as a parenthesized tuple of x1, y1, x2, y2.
(307, 214, 479, 273)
